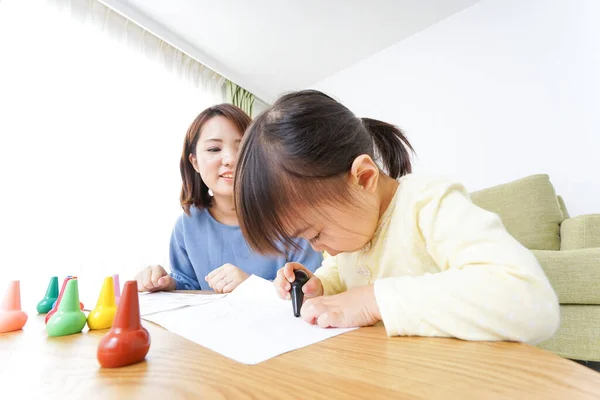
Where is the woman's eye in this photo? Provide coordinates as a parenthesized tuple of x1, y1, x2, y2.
(207, 147, 221, 153)
(309, 233, 321, 244)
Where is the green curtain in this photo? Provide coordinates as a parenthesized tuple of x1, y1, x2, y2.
(226, 80, 255, 117)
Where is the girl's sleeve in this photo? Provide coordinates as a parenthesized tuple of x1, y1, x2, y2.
(287, 239, 324, 273)
(314, 253, 347, 296)
(168, 216, 201, 290)
(373, 179, 560, 344)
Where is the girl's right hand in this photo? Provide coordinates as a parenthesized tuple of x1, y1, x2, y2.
(135, 265, 177, 292)
(274, 262, 323, 300)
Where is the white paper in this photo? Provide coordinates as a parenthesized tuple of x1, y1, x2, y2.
(139, 291, 227, 316)
(143, 275, 356, 364)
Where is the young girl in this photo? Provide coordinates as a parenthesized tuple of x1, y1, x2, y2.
(135, 104, 322, 293)
(234, 90, 560, 344)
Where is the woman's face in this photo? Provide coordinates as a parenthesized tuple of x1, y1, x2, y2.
(190, 116, 243, 198)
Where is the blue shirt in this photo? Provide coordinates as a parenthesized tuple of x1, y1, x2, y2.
(169, 206, 323, 290)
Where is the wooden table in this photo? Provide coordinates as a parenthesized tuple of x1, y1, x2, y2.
(2, 305, 600, 399)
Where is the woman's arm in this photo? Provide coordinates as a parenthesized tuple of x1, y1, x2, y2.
(168, 216, 202, 290)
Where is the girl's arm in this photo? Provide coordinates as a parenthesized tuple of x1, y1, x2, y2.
(168, 216, 202, 290)
(313, 254, 347, 296)
(374, 180, 560, 344)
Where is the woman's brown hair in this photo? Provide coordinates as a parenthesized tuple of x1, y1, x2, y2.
(235, 90, 414, 255)
(180, 104, 252, 215)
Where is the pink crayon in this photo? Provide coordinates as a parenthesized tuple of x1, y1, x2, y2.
(113, 274, 120, 305)
(0, 281, 28, 333)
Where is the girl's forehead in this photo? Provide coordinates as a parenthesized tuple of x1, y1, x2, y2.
(281, 203, 336, 236)
(290, 224, 313, 238)
(280, 210, 315, 237)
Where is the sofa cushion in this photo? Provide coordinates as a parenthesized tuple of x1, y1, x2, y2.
(470, 174, 563, 250)
(532, 248, 600, 305)
(561, 214, 600, 250)
(557, 196, 569, 219)
(537, 305, 600, 362)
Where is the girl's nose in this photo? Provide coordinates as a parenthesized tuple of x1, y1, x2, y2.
(310, 243, 323, 253)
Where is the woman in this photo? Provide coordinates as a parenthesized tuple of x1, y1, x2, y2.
(135, 104, 323, 293)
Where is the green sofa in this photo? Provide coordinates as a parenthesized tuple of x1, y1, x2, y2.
(470, 174, 600, 362)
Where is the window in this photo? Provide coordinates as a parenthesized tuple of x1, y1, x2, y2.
(0, 0, 223, 305)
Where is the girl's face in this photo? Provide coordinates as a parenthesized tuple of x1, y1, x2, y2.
(190, 116, 242, 198)
(289, 187, 382, 256)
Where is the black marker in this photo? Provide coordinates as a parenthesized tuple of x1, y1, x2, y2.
(291, 270, 309, 317)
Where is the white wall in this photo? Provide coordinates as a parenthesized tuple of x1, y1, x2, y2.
(312, 0, 599, 217)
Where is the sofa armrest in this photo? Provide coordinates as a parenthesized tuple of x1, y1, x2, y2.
(560, 214, 600, 250)
(532, 249, 600, 305)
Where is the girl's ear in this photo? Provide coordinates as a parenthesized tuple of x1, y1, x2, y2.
(189, 153, 201, 174)
(349, 155, 379, 192)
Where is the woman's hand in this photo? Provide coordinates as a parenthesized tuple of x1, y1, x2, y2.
(135, 265, 177, 292)
(301, 284, 381, 328)
(205, 263, 249, 293)
(273, 262, 323, 300)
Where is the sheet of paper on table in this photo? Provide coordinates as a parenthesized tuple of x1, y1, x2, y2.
(138, 291, 227, 316)
(143, 275, 356, 364)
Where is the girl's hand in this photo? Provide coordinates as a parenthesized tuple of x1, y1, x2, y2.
(135, 265, 177, 292)
(205, 264, 249, 293)
(274, 262, 323, 300)
(301, 284, 381, 328)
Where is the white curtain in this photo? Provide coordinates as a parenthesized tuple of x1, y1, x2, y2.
(49, 0, 227, 95)
(0, 0, 225, 308)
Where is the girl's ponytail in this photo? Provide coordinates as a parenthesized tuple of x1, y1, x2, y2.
(361, 117, 414, 179)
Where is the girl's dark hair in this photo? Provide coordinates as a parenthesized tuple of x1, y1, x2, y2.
(235, 90, 414, 255)
(180, 104, 252, 215)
